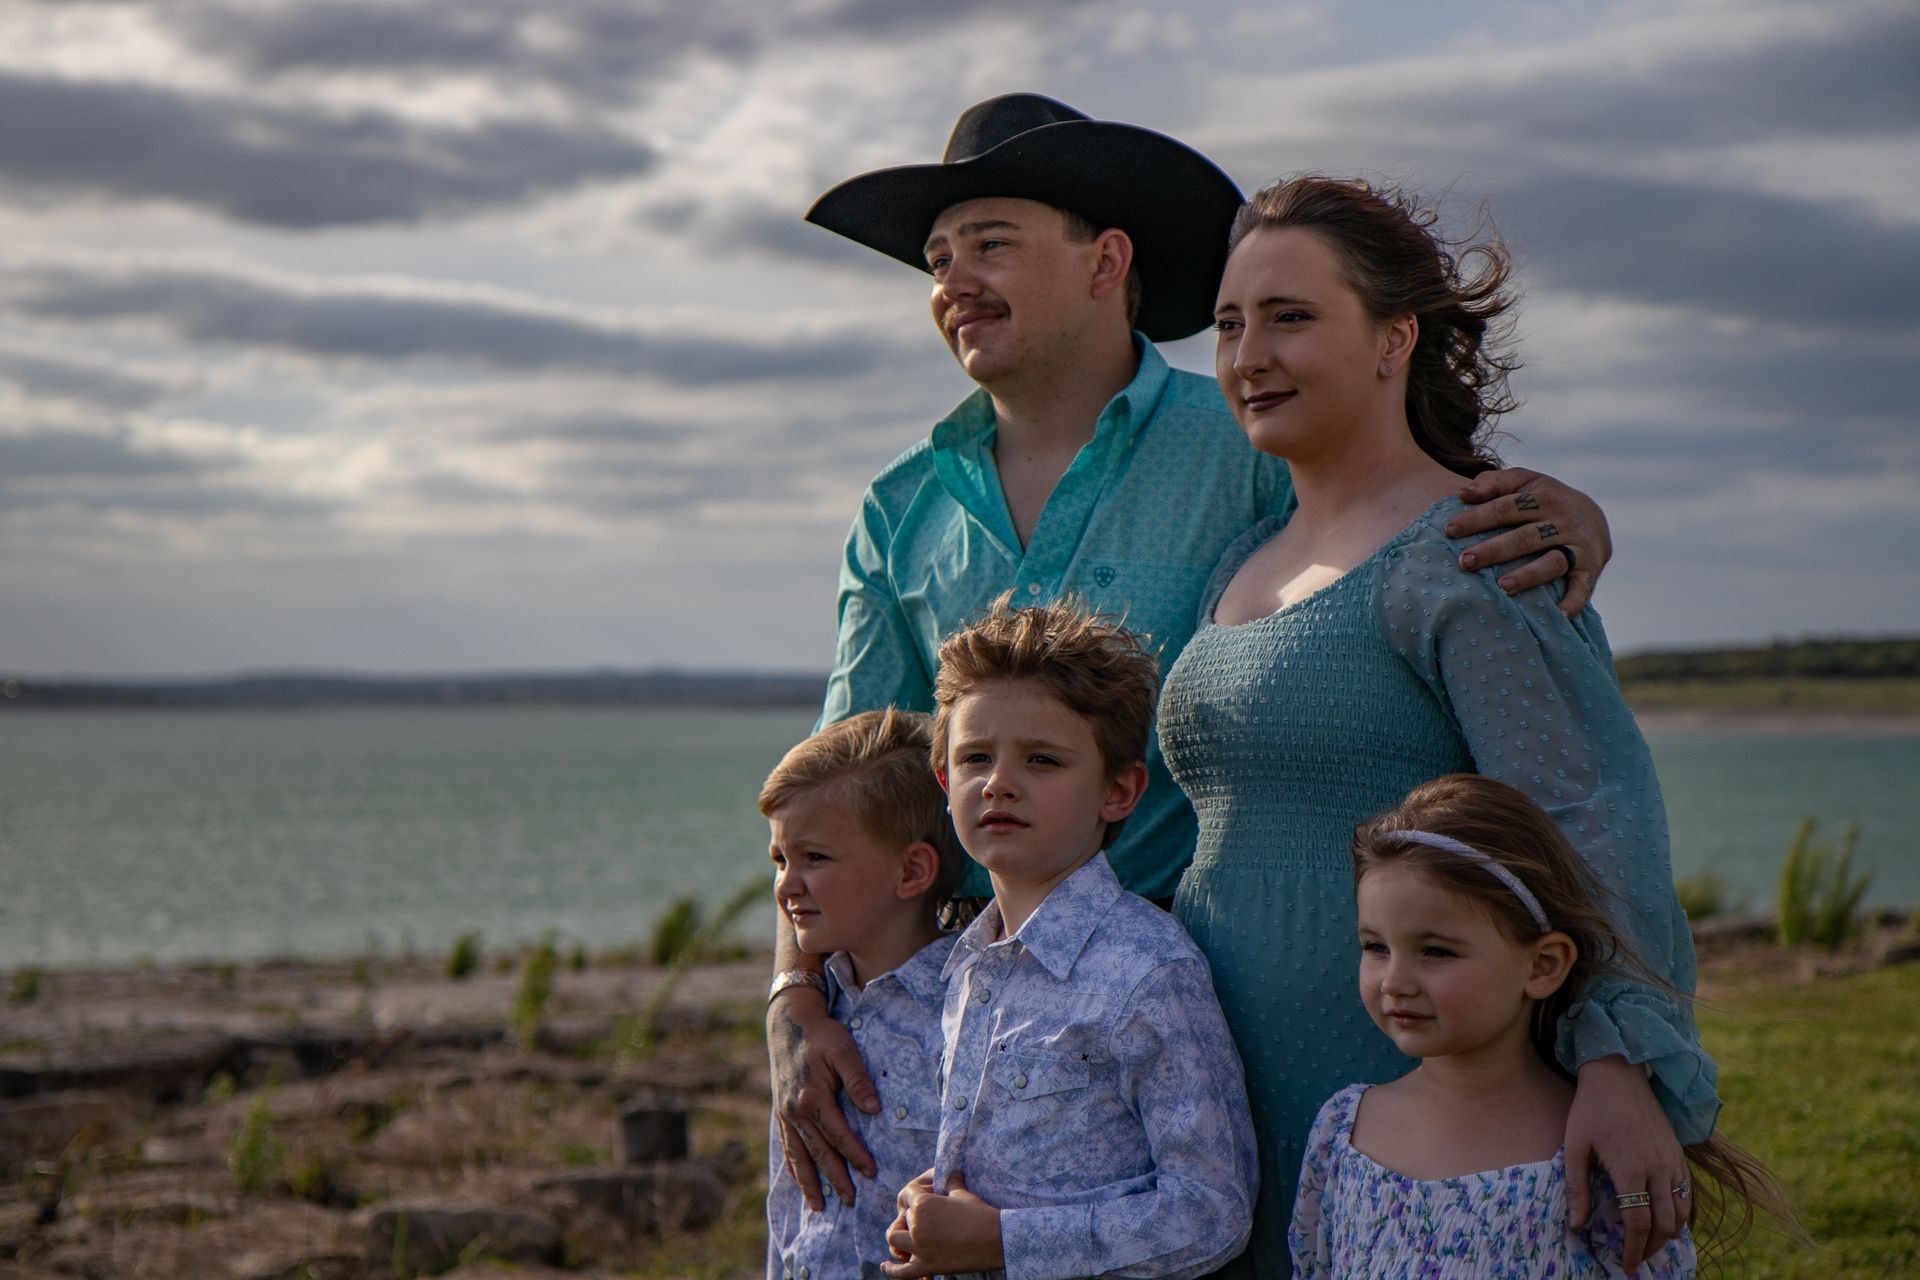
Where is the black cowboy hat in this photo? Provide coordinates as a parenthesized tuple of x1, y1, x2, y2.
(805, 93, 1243, 342)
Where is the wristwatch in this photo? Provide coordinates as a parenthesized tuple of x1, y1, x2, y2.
(768, 968, 830, 1004)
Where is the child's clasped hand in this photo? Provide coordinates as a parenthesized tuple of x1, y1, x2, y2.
(882, 1168, 1005, 1278)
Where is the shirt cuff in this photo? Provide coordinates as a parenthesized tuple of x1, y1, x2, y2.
(998, 1203, 1096, 1280)
(1558, 977, 1723, 1145)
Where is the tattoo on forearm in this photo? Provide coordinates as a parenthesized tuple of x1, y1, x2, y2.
(1514, 493, 1540, 512)
(1537, 522, 1560, 540)
(775, 1013, 805, 1082)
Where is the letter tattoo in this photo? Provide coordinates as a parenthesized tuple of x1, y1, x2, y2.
(1514, 493, 1541, 512)
(1537, 522, 1560, 540)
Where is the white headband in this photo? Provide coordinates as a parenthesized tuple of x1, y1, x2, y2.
(1379, 829, 1551, 932)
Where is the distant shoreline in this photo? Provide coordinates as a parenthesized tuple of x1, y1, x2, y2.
(1630, 708, 1920, 736)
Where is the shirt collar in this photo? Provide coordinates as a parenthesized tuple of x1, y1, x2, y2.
(929, 334, 1170, 456)
(827, 933, 955, 1010)
(941, 852, 1123, 983)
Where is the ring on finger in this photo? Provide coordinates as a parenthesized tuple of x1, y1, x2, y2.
(1616, 1190, 1654, 1210)
(1542, 543, 1578, 576)
(1672, 1180, 1691, 1200)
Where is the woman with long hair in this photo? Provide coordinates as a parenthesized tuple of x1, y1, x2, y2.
(1156, 176, 1721, 1272)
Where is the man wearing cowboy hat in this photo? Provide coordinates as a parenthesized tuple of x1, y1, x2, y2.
(768, 92, 1613, 1214)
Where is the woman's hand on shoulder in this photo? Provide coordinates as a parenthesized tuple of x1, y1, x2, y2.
(1567, 1054, 1690, 1272)
(1446, 469, 1612, 616)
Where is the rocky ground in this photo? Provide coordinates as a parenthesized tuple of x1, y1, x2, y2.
(3, 914, 1914, 1280)
(0, 952, 775, 1280)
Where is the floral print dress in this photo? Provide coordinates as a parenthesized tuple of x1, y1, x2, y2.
(1289, 1084, 1695, 1278)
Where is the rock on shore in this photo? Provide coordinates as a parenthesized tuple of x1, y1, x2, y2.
(0, 953, 772, 1280)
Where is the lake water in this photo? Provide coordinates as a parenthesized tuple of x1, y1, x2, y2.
(1, 708, 1914, 969)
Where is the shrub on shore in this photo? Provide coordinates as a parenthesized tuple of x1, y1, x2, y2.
(9, 965, 41, 1004)
(1777, 816, 1871, 950)
(1676, 871, 1730, 920)
(511, 932, 559, 1050)
(447, 931, 483, 981)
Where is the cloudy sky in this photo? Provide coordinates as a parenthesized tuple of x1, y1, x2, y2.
(3, 0, 1915, 678)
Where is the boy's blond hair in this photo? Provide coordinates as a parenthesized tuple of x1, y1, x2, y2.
(931, 595, 1160, 846)
(759, 708, 967, 906)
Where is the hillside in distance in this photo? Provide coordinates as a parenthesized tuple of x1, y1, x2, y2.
(6, 638, 1916, 713)
(0, 669, 824, 710)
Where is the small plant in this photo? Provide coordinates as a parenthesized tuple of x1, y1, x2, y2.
(1674, 871, 1728, 921)
(287, 1151, 344, 1205)
(1777, 816, 1872, 950)
(560, 1142, 602, 1167)
(9, 965, 42, 1004)
(344, 1098, 400, 1143)
(618, 878, 765, 1063)
(447, 931, 483, 980)
(215, 962, 238, 991)
(228, 1095, 287, 1195)
(511, 932, 560, 1050)
(649, 897, 704, 966)
(565, 942, 588, 972)
(391, 1209, 414, 1280)
(204, 1071, 237, 1105)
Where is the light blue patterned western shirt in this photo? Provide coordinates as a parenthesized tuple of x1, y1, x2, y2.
(767, 935, 955, 1280)
(931, 854, 1257, 1280)
(817, 338, 1294, 902)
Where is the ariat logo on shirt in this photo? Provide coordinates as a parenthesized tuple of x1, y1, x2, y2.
(1093, 566, 1116, 588)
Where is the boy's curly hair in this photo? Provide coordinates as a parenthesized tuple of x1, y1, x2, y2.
(930, 594, 1160, 846)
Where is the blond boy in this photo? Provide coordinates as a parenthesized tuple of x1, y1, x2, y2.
(761, 709, 967, 1280)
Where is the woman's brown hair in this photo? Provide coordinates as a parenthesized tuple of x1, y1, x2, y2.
(1227, 175, 1518, 476)
(1354, 774, 1809, 1269)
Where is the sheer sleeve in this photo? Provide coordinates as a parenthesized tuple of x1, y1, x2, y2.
(1379, 508, 1720, 1144)
(1286, 1085, 1358, 1277)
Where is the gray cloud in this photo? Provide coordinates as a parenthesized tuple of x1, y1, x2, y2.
(1390, 6, 1920, 151)
(5, 262, 908, 383)
(180, 0, 1091, 104)
(0, 69, 655, 227)
(0, 428, 204, 479)
(0, 348, 184, 408)
(642, 197, 898, 272)
(1499, 169, 1920, 334)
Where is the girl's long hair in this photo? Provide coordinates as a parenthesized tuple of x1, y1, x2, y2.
(1353, 774, 1808, 1269)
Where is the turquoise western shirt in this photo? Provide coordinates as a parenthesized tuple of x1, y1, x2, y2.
(818, 338, 1294, 900)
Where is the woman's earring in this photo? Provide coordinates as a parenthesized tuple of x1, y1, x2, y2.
(1382, 362, 1395, 376)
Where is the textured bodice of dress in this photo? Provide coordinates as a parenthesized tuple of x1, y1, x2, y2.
(1159, 509, 1465, 1271)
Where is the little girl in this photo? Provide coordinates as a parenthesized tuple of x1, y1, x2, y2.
(1290, 774, 1795, 1278)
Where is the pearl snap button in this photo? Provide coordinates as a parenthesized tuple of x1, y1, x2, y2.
(1012, 1073, 1028, 1089)
(952, 1096, 967, 1110)
(1027, 582, 1042, 595)
(893, 1105, 908, 1120)
(848, 1016, 862, 1029)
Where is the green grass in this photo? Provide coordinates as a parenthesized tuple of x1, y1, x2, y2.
(1700, 964, 1920, 1276)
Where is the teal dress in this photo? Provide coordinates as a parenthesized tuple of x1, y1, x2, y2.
(1158, 497, 1720, 1274)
